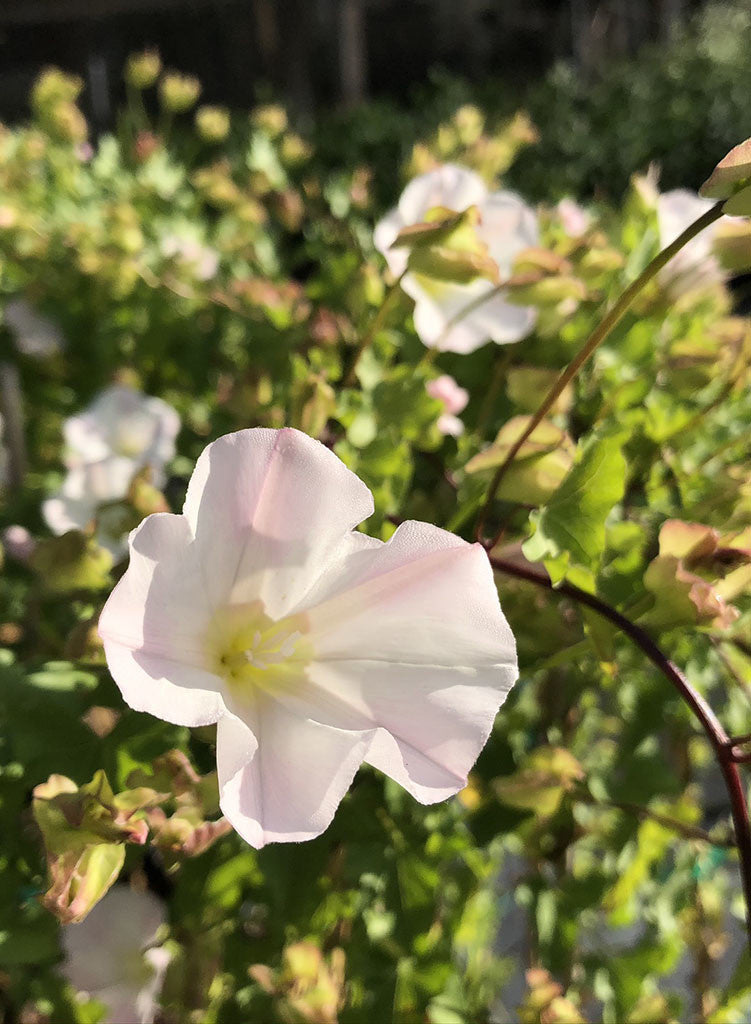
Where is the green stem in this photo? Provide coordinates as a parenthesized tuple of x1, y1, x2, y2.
(344, 272, 405, 387)
(475, 201, 725, 545)
(488, 552, 751, 957)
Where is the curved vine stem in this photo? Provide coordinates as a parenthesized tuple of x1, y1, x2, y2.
(488, 551, 751, 955)
(475, 201, 725, 546)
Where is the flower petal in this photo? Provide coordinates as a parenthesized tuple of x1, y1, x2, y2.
(306, 520, 514, 663)
(98, 513, 223, 726)
(291, 521, 517, 800)
(397, 164, 487, 225)
(464, 290, 538, 345)
(373, 206, 409, 277)
(182, 428, 374, 618)
(216, 697, 372, 848)
(302, 658, 515, 802)
(478, 191, 539, 275)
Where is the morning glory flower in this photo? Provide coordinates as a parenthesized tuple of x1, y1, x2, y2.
(556, 198, 590, 238)
(99, 428, 517, 848)
(61, 886, 169, 1024)
(374, 164, 539, 353)
(4, 297, 65, 358)
(427, 374, 469, 436)
(44, 385, 180, 553)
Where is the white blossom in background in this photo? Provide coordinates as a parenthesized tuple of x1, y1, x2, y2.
(161, 233, 220, 281)
(4, 298, 65, 358)
(427, 374, 469, 436)
(44, 386, 180, 554)
(61, 886, 169, 1024)
(374, 164, 539, 354)
(99, 428, 518, 848)
(2, 524, 36, 562)
(556, 197, 590, 238)
(657, 189, 725, 293)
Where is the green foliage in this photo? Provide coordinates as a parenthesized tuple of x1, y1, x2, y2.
(1, 37, 751, 1024)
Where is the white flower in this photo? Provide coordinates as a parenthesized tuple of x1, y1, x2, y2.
(99, 428, 517, 848)
(4, 298, 65, 358)
(161, 233, 220, 281)
(61, 886, 169, 1024)
(374, 164, 539, 354)
(2, 524, 36, 562)
(657, 189, 725, 293)
(43, 386, 180, 554)
(556, 198, 590, 238)
(427, 374, 469, 437)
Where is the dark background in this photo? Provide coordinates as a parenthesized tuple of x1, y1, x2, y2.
(0, 0, 709, 128)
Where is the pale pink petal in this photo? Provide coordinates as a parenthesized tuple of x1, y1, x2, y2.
(216, 697, 373, 848)
(478, 191, 539, 275)
(182, 428, 374, 618)
(293, 521, 516, 801)
(436, 413, 464, 436)
(98, 513, 224, 726)
(557, 198, 590, 238)
(427, 375, 469, 415)
(307, 520, 515, 667)
(397, 164, 487, 225)
(301, 659, 513, 802)
(62, 886, 165, 1000)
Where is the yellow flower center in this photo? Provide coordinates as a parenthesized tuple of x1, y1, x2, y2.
(207, 600, 311, 692)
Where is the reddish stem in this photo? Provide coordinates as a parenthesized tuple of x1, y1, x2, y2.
(488, 551, 751, 954)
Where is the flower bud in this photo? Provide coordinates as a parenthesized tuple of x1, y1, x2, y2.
(31, 68, 82, 112)
(280, 133, 312, 166)
(125, 50, 162, 90)
(251, 104, 288, 137)
(159, 72, 201, 113)
(195, 105, 230, 143)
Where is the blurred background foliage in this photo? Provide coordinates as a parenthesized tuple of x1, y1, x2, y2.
(1, 2, 751, 1023)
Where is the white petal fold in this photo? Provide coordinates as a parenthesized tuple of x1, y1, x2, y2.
(98, 513, 223, 726)
(183, 428, 374, 617)
(216, 697, 373, 848)
(295, 521, 517, 802)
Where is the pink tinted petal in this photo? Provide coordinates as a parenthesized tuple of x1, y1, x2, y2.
(302, 659, 515, 803)
(182, 428, 374, 618)
(437, 413, 464, 436)
(306, 520, 516, 666)
(217, 697, 372, 848)
(99, 513, 223, 726)
(427, 375, 468, 414)
(397, 165, 487, 224)
(478, 191, 539, 275)
(557, 198, 590, 238)
(293, 523, 517, 802)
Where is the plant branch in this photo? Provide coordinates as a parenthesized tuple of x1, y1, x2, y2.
(0, 360, 26, 492)
(576, 792, 736, 848)
(344, 272, 405, 387)
(475, 201, 725, 545)
(488, 551, 751, 953)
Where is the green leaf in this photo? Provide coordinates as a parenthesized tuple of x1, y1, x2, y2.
(494, 747, 584, 818)
(523, 430, 627, 583)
